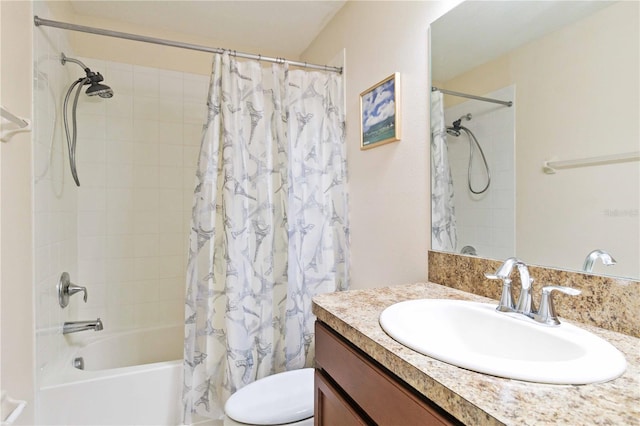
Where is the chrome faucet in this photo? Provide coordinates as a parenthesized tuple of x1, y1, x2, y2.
(486, 258, 580, 326)
(582, 249, 616, 273)
(63, 318, 103, 334)
(485, 257, 534, 314)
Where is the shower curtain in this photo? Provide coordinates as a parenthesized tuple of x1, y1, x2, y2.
(182, 52, 348, 422)
(430, 91, 457, 251)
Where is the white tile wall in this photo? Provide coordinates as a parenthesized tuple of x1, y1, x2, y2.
(33, 4, 207, 384)
(33, 1, 79, 383)
(444, 86, 516, 260)
(73, 56, 208, 331)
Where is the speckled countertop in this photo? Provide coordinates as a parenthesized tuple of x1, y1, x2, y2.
(312, 282, 640, 426)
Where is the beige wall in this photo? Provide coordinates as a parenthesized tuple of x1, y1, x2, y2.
(301, 1, 457, 289)
(442, 2, 639, 278)
(0, 1, 35, 423)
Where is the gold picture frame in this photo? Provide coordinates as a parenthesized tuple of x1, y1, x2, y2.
(360, 72, 401, 150)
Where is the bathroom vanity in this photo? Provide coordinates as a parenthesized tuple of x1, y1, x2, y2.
(314, 321, 458, 425)
(312, 283, 640, 425)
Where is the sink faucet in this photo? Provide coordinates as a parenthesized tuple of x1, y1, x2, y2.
(485, 257, 534, 314)
(582, 249, 616, 273)
(63, 318, 103, 334)
(486, 258, 581, 326)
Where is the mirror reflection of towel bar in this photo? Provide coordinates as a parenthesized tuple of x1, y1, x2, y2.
(543, 151, 640, 174)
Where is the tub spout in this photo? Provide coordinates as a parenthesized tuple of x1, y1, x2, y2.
(63, 318, 103, 334)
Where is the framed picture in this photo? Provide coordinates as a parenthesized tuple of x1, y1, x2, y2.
(360, 72, 401, 150)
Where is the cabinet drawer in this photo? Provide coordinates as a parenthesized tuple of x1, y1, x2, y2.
(315, 321, 457, 426)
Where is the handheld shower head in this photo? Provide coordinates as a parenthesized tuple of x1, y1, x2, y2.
(84, 71, 113, 98)
(61, 52, 114, 186)
(85, 82, 114, 98)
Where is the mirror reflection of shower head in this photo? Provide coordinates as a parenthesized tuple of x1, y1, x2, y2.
(61, 52, 114, 186)
(446, 114, 472, 137)
(445, 112, 491, 194)
(446, 127, 461, 137)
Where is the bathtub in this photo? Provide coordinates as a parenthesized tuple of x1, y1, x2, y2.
(38, 325, 184, 425)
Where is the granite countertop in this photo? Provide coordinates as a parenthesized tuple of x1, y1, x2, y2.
(312, 282, 640, 426)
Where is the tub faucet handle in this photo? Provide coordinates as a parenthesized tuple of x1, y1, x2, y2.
(57, 272, 88, 308)
(68, 283, 88, 302)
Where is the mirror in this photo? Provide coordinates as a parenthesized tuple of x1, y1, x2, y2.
(430, 1, 639, 280)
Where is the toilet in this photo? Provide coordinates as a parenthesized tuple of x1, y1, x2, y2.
(224, 368, 315, 425)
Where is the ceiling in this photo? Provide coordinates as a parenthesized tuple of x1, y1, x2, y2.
(68, 0, 347, 59)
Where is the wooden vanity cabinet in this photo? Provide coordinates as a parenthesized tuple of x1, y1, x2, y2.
(314, 321, 460, 426)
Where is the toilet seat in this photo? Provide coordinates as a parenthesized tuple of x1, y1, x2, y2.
(224, 368, 314, 425)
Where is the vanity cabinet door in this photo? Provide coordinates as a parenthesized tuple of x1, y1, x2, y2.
(314, 370, 368, 426)
(315, 321, 459, 426)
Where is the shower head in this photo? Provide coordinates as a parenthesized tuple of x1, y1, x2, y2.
(61, 52, 114, 187)
(85, 81, 114, 98)
(446, 113, 472, 137)
(84, 71, 113, 98)
(446, 127, 461, 137)
(61, 52, 114, 98)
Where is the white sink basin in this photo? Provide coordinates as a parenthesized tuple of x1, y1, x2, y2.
(379, 299, 626, 384)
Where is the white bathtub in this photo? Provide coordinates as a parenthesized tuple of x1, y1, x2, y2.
(38, 325, 185, 425)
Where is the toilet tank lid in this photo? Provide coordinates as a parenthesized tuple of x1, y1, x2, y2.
(225, 368, 314, 425)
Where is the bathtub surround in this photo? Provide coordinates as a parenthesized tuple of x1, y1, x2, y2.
(428, 250, 640, 338)
(73, 57, 206, 331)
(183, 53, 348, 422)
(34, 53, 206, 370)
(32, 3, 206, 416)
(33, 0, 80, 385)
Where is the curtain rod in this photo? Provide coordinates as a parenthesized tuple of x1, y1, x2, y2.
(34, 16, 343, 74)
(432, 86, 513, 107)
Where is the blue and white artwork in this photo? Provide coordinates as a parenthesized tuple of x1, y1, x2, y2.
(361, 73, 400, 148)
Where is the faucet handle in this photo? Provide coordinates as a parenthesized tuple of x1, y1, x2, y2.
(68, 284, 88, 303)
(535, 285, 581, 326)
(57, 272, 88, 308)
(484, 273, 504, 280)
(484, 273, 514, 312)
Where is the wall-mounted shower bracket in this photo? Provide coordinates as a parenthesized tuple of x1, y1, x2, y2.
(57, 272, 87, 308)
